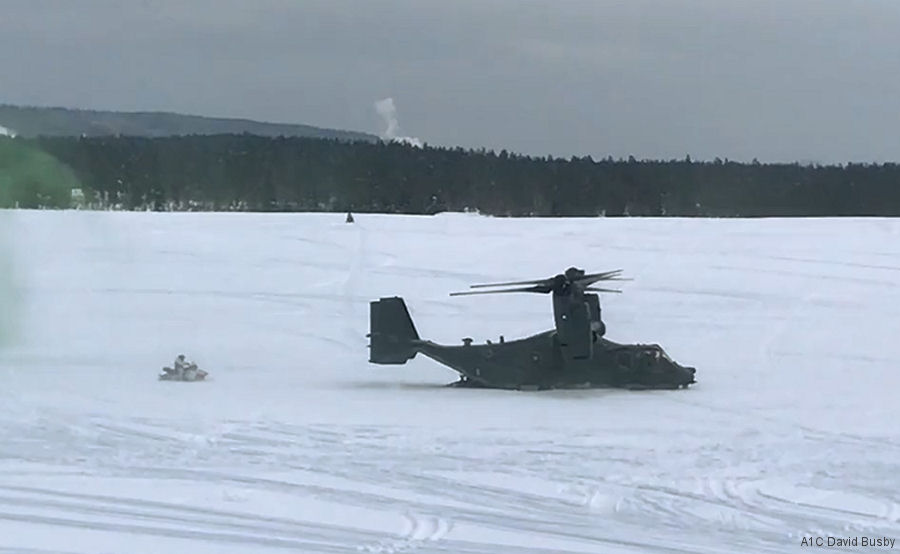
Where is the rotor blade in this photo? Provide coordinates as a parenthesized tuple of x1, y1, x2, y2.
(466, 269, 627, 291)
(450, 284, 551, 296)
(579, 274, 630, 287)
(576, 269, 624, 286)
(467, 277, 553, 289)
(584, 287, 622, 293)
(579, 269, 622, 280)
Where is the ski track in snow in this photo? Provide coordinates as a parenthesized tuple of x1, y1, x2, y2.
(1, 211, 900, 553)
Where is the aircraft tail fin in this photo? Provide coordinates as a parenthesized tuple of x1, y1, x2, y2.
(368, 297, 420, 364)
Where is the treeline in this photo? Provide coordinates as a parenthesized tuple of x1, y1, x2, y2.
(5, 134, 900, 216)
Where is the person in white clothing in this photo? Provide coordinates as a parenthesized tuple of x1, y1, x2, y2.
(173, 354, 190, 380)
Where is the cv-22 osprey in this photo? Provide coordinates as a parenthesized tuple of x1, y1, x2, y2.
(368, 267, 696, 390)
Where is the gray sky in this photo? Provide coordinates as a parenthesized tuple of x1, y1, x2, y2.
(2, 0, 899, 163)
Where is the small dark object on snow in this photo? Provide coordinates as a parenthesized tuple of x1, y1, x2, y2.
(368, 267, 696, 391)
(346, 211, 354, 223)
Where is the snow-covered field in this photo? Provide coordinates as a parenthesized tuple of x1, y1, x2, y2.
(1, 210, 899, 553)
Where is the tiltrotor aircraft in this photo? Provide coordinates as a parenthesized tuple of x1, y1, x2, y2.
(368, 267, 696, 390)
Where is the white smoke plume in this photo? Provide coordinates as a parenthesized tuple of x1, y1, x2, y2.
(374, 97, 422, 148)
(0, 125, 16, 138)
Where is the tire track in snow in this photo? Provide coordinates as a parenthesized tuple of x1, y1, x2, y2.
(319, 430, 900, 554)
(0, 549, 84, 554)
(107, 462, 698, 553)
(0, 479, 655, 554)
(0, 485, 380, 544)
(7, 417, 900, 554)
(0, 510, 351, 553)
(356, 513, 451, 553)
(264, 460, 708, 554)
(622, 475, 900, 547)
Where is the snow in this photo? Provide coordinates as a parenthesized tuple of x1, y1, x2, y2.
(1, 209, 899, 553)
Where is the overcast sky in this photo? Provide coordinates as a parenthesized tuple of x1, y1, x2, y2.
(2, 0, 899, 163)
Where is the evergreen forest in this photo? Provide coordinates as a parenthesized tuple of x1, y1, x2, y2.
(2, 134, 899, 217)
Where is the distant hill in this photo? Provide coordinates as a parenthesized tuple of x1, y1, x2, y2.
(0, 104, 378, 142)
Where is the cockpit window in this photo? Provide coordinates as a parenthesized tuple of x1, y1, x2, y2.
(644, 346, 672, 362)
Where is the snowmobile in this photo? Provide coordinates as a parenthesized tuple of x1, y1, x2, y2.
(158, 363, 208, 382)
